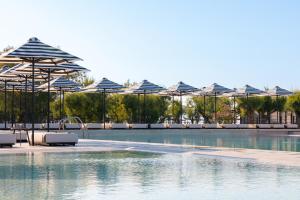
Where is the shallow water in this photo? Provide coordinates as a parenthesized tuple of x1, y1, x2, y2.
(0, 151, 299, 200)
(76, 129, 300, 152)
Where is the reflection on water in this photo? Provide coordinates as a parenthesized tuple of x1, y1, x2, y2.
(77, 129, 300, 152)
(0, 152, 299, 200)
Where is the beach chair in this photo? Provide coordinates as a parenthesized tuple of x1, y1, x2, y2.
(85, 123, 101, 129)
(168, 124, 186, 129)
(188, 124, 203, 129)
(221, 124, 238, 129)
(203, 124, 219, 129)
(130, 124, 149, 129)
(272, 124, 285, 129)
(285, 124, 298, 129)
(0, 132, 16, 147)
(150, 124, 166, 129)
(111, 123, 129, 129)
(257, 124, 273, 129)
(31, 131, 78, 146)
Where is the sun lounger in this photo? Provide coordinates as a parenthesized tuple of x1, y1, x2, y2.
(203, 124, 219, 129)
(65, 123, 82, 130)
(188, 124, 203, 129)
(130, 124, 149, 129)
(257, 124, 273, 129)
(44, 123, 60, 130)
(150, 124, 166, 129)
(168, 124, 186, 129)
(0, 132, 16, 147)
(285, 124, 298, 129)
(85, 123, 102, 129)
(236, 124, 256, 129)
(31, 131, 78, 146)
(272, 124, 285, 129)
(26, 123, 43, 129)
(0, 123, 11, 129)
(111, 123, 129, 129)
(221, 124, 238, 129)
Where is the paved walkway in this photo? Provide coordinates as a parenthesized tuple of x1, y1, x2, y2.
(0, 139, 300, 167)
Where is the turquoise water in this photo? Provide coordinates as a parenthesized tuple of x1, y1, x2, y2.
(0, 151, 300, 200)
(77, 129, 300, 152)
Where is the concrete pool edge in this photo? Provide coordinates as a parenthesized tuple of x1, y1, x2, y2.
(0, 139, 299, 167)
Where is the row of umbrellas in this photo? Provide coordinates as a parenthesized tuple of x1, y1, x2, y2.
(0, 37, 295, 146)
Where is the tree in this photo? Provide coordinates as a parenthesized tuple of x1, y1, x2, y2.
(286, 92, 300, 125)
(107, 94, 128, 123)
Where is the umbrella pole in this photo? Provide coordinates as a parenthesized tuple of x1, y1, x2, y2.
(180, 92, 183, 124)
(62, 90, 65, 119)
(24, 76, 27, 128)
(172, 95, 174, 123)
(11, 85, 15, 127)
(19, 89, 22, 123)
(47, 70, 50, 132)
(246, 93, 249, 124)
(276, 95, 279, 124)
(103, 89, 106, 129)
(214, 92, 217, 123)
(4, 80, 7, 129)
(233, 96, 236, 124)
(138, 94, 141, 123)
(59, 87, 62, 121)
(143, 90, 146, 123)
(31, 59, 35, 146)
(203, 95, 206, 123)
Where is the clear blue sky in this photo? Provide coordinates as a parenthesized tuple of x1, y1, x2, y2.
(1, 0, 300, 90)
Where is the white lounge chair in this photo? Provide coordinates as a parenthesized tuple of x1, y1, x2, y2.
(168, 124, 186, 129)
(285, 124, 298, 129)
(0, 132, 16, 147)
(150, 124, 166, 129)
(85, 123, 102, 129)
(65, 123, 82, 130)
(26, 123, 43, 129)
(203, 124, 219, 129)
(188, 124, 203, 129)
(272, 124, 285, 129)
(221, 124, 238, 129)
(236, 124, 256, 129)
(257, 124, 272, 129)
(111, 123, 129, 129)
(130, 124, 149, 129)
(31, 131, 78, 146)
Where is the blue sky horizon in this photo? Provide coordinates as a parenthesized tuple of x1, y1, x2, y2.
(1, 0, 300, 90)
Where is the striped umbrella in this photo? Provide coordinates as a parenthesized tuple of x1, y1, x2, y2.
(266, 86, 293, 123)
(165, 81, 198, 123)
(237, 85, 264, 123)
(12, 62, 88, 131)
(83, 78, 124, 129)
(127, 80, 165, 123)
(0, 37, 81, 145)
(39, 76, 81, 122)
(202, 83, 232, 123)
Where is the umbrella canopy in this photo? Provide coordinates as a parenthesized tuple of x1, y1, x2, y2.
(84, 77, 124, 92)
(266, 86, 293, 96)
(38, 76, 81, 90)
(202, 83, 232, 95)
(236, 84, 264, 96)
(166, 81, 198, 95)
(0, 37, 81, 63)
(128, 80, 165, 94)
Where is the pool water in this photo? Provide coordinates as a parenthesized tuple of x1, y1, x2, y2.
(0, 151, 299, 200)
(77, 129, 300, 152)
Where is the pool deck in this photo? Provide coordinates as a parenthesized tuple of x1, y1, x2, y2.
(0, 139, 300, 167)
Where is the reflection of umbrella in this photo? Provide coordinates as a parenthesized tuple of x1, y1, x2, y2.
(0, 37, 81, 145)
(266, 86, 293, 123)
(236, 85, 264, 123)
(83, 78, 123, 129)
(202, 83, 232, 123)
(127, 80, 165, 123)
(39, 76, 81, 125)
(165, 81, 198, 123)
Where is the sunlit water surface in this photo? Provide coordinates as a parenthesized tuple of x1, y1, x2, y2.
(0, 151, 299, 200)
(77, 129, 300, 152)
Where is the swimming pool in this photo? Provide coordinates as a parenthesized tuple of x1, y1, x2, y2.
(0, 151, 299, 200)
(76, 129, 300, 152)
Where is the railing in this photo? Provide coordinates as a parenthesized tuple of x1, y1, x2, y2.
(58, 116, 87, 138)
